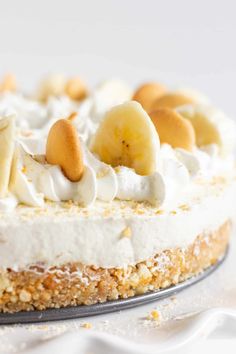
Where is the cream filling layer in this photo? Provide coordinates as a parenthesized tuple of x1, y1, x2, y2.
(0, 174, 235, 270)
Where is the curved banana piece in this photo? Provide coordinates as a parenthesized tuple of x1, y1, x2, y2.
(177, 104, 236, 155)
(0, 116, 15, 198)
(91, 101, 160, 176)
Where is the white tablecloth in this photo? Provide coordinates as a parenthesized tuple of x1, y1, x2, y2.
(0, 225, 236, 354)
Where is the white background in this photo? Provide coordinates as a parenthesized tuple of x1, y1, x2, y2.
(0, 0, 236, 117)
(0, 2, 236, 353)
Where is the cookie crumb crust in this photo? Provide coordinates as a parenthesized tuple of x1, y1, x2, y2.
(0, 221, 230, 313)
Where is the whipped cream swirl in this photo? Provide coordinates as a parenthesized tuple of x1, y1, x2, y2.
(5, 136, 228, 211)
(0, 84, 235, 211)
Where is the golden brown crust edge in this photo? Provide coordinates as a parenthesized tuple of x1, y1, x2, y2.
(0, 221, 231, 313)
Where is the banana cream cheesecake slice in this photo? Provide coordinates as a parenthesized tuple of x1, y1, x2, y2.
(0, 76, 235, 312)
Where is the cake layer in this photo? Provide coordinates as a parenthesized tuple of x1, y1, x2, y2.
(0, 221, 230, 313)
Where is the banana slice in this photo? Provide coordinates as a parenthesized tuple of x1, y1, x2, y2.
(132, 82, 166, 111)
(151, 93, 194, 111)
(91, 101, 160, 175)
(9, 147, 44, 207)
(0, 116, 15, 198)
(149, 108, 195, 151)
(176, 104, 236, 155)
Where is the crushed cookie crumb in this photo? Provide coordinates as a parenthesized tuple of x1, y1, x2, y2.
(62, 200, 74, 209)
(82, 210, 89, 216)
(114, 166, 121, 173)
(103, 209, 111, 217)
(131, 201, 139, 210)
(147, 309, 161, 321)
(210, 176, 227, 185)
(96, 168, 110, 179)
(178, 204, 190, 211)
(135, 208, 145, 215)
(61, 202, 70, 209)
(120, 204, 127, 210)
(81, 322, 92, 329)
(21, 166, 27, 174)
(155, 209, 164, 215)
(170, 296, 177, 304)
(121, 226, 132, 238)
(19, 290, 32, 303)
(67, 112, 78, 121)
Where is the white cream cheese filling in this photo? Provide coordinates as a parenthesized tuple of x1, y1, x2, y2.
(0, 173, 235, 270)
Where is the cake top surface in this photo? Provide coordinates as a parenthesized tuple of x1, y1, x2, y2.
(0, 73, 235, 213)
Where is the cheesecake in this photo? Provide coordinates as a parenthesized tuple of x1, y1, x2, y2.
(0, 75, 235, 312)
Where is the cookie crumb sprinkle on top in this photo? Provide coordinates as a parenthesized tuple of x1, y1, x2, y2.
(147, 309, 161, 321)
(81, 322, 92, 329)
(121, 226, 132, 238)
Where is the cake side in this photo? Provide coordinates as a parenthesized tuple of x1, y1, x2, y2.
(0, 221, 230, 313)
(0, 173, 235, 270)
(0, 76, 235, 313)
